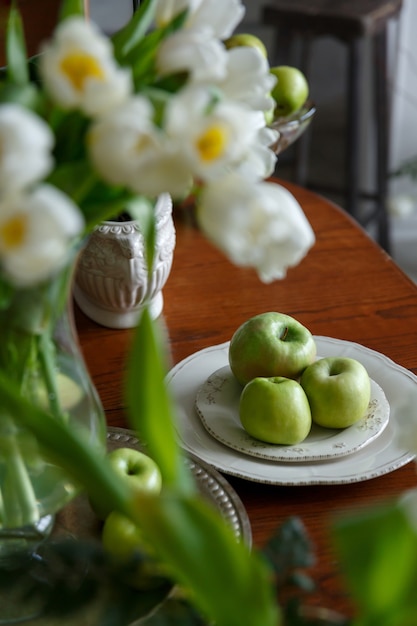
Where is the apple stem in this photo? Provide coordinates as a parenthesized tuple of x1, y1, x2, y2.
(280, 326, 289, 341)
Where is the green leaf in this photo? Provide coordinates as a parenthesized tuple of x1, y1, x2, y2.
(112, 0, 158, 61)
(125, 307, 194, 494)
(5, 4, 29, 85)
(0, 81, 40, 108)
(0, 277, 14, 310)
(126, 10, 190, 90)
(333, 500, 417, 626)
(132, 490, 281, 626)
(59, 0, 86, 21)
(263, 516, 316, 579)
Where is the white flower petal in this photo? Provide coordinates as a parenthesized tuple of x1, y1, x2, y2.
(39, 16, 132, 116)
(0, 185, 84, 287)
(220, 47, 276, 111)
(155, 0, 245, 38)
(88, 96, 155, 186)
(189, 0, 245, 38)
(156, 28, 228, 82)
(165, 85, 267, 180)
(0, 104, 54, 192)
(88, 97, 191, 198)
(197, 174, 315, 281)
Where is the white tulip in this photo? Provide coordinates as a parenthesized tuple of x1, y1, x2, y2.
(0, 185, 84, 287)
(219, 47, 277, 112)
(165, 85, 268, 181)
(155, 0, 245, 38)
(0, 104, 54, 192)
(197, 174, 315, 282)
(39, 16, 132, 116)
(156, 28, 228, 82)
(88, 97, 192, 198)
(236, 126, 278, 180)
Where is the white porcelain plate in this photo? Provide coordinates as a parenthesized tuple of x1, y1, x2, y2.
(166, 337, 417, 485)
(195, 365, 390, 462)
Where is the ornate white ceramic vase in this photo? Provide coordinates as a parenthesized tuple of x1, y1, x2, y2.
(73, 193, 175, 329)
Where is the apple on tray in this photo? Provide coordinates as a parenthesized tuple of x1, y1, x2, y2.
(223, 32, 268, 58)
(102, 510, 167, 590)
(90, 447, 162, 521)
(239, 376, 312, 445)
(300, 356, 371, 429)
(228, 312, 317, 386)
(269, 65, 309, 118)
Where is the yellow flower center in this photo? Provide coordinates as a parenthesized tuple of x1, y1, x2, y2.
(60, 52, 105, 91)
(196, 125, 228, 162)
(135, 134, 153, 154)
(0, 215, 27, 251)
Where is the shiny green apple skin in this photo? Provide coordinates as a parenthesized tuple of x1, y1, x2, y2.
(300, 357, 371, 429)
(270, 65, 309, 118)
(228, 312, 316, 386)
(90, 447, 162, 520)
(239, 376, 312, 445)
(102, 510, 166, 589)
(223, 33, 268, 58)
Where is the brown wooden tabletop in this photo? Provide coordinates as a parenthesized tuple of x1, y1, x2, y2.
(74, 179, 417, 618)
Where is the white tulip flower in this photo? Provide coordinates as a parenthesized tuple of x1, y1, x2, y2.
(236, 126, 278, 180)
(0, 185, 84, 287)
(88, 97, 192, 198)
(165, 85, 268, 181)
(219, 47, 277, 112)
(197, 174, 315, 282)
(0, 104, 54, 193)
(156, 28, 228, 82)
(155, 0, 245, 39)
(39, 17, 132, 117)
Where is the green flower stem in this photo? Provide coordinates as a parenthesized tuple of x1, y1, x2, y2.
(71, 170, 99, 206)
(36, 332, 63, 420)
(0, 416, 39, 529)
(0, 487, 5, 527)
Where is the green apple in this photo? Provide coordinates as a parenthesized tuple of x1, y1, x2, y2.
(270, 65, 309, 118)
(223, 33, 268, 58)
(300, 357, 371, 429)
(239, 376, 312, 445)
(228, 312, 316, 386)
(90, 447, 162, 520)
(102, 510, 166, 589)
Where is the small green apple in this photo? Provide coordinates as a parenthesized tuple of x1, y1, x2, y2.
(90, 447, 162, 520)
(239, 376, 312, 445)
(223, 33, 268, 58)
(300, 357, 371, 429)
(270, 65, 309, 118)
(228, 312, 316, 386)
(102, 510, 166, 589)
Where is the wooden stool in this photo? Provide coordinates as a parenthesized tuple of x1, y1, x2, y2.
(262, 0, 404, 251)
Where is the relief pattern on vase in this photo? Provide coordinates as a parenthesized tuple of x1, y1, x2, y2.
(74, 193, 176, 328)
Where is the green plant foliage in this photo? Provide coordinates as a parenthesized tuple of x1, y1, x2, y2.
(58, 0, 85, 21)
(333, 500, 417, 626)
(125, 307, 195, 494)
(5, 4, 28, 85)
(130, 489, 281, 626)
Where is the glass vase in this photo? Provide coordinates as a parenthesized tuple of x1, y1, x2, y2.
(0, 251, 107, 562)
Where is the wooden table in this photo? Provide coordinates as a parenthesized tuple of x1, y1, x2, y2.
(74, 179, 417, 618)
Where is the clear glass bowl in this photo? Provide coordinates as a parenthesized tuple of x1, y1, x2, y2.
(269, 100, 316, 155)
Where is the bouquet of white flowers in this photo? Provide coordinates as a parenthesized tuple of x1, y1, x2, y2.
(0, 1, 317, 624)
